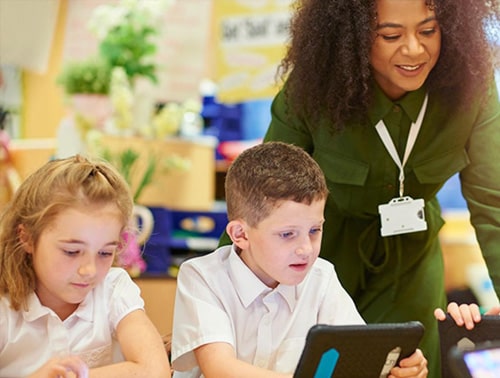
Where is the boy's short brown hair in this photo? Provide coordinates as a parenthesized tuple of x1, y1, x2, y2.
(225, 141, 328, 227)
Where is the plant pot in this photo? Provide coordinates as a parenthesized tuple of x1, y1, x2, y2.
(71, 94, 113, 129)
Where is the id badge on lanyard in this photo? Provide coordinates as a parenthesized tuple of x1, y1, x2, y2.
(376, 95, 429, 237)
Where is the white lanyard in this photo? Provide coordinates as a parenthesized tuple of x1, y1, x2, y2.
(375, 94, 428, 197)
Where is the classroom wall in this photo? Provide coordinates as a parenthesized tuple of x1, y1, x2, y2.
(20, 0, 67, 139)
(21, 0, 213, 139)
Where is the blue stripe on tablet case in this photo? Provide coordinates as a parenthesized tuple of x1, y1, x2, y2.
(314, 348, 339, 378)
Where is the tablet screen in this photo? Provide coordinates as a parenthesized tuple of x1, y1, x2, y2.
(462, 346, 500, 378)
(439, 315, 500, 377)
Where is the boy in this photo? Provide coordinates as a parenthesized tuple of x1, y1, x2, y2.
(171, 141, 427, 377)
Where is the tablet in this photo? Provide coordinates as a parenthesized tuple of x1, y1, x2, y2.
(438, 314, 500, 377)
(293, 321, 425, 378)
(448, 340, 500, 378)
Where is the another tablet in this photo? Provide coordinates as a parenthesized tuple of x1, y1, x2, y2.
(448, 340, 500, 378)
(438, 314, 500, 377)
(293, 321, 424, 378)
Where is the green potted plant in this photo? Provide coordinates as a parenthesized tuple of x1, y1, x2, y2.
(101, 146, 157, 203)
(82, 0, 177, 134)
(97, 16, 159, 85)
(56, 57, 113, 129)
(57, 57, 112, 96)
(88, 0, 172, 86)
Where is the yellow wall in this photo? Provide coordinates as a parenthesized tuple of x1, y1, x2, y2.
(21, 0, 67, 139)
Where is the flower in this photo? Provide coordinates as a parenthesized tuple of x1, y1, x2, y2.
(118, 230, 147, 277)
(149, 99, 203, 139)
(109, 66, 134, 131)
(87, 0, 175, 85)
(151, 102, 183, 139)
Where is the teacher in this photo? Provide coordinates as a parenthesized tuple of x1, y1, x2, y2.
(258, 0, 499, 376)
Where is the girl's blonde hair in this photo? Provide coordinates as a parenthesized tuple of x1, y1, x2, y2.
(0, 155, 133, 311)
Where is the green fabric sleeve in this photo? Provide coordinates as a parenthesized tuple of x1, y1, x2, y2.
(460, 80, 500, 296)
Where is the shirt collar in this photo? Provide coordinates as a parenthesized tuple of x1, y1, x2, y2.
(23, 291, 94, 323)
(228, 245, 298, 312)
(369, 83, 428, 125)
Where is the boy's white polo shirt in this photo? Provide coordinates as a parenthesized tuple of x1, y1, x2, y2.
(172, 245, 364, 377)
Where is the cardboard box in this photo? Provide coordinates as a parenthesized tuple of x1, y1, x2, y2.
(101, 135, 216, 211)
(440, 210, 485, 292)
(9, 138, 56, 180)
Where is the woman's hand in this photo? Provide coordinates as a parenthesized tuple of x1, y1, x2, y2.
(433, 302, 500, 330)
(28, 355, 88, 378)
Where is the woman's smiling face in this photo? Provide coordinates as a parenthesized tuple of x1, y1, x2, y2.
(370, 0, 441, 100)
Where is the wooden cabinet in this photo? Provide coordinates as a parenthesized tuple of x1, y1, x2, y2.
(134, 276, 177, 337)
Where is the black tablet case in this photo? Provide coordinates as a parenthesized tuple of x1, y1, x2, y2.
(293, 321, 425, 378)
(448, 340, 500, 378)
(438, 314, 500, 378)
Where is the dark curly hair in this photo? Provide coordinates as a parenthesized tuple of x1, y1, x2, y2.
(280, 0, 500, 130)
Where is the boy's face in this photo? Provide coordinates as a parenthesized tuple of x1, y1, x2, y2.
(238, 199, 325, 288)
(26, 204, 122, 318)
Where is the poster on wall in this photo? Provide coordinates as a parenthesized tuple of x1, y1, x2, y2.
(212, 0, 294, 103)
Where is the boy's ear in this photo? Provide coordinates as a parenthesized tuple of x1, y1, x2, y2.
(226, 220, 249, 250)
(18, 224, 34, 254)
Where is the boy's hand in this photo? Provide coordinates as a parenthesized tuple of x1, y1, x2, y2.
(389, 348, 427, 377)
(28, 355, 89, 378)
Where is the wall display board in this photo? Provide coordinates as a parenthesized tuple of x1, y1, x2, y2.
(212, 0, 293, 103)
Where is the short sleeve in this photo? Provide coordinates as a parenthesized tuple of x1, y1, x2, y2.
(105, 268, 145, 329)
(171, 260, 235, 371)
(460, 79, 500, 295)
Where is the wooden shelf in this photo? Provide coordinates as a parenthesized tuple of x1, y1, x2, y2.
(134, 276, 177, 337)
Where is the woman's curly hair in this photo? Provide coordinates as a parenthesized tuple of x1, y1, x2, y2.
(280, 0, 500, 130)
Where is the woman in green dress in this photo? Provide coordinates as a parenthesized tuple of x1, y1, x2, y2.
(262, 0, 500, 376)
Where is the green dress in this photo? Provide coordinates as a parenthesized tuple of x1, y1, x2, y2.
(262, 82, 500, 376)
